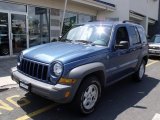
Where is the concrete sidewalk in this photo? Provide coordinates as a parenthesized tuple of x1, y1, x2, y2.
(0, 57, 18, 89)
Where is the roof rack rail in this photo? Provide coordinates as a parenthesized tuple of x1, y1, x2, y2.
(123, 20, 140, 24)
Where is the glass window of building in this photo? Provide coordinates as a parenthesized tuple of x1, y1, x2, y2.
(78, 14, 94, 23)
(0, 2, 26, 12)
(50, 8, 61, 42)
(11, 14, 27, 54)
(28, 6, 50, 47)
(61, 11, 95, 35)
(0, 12, 9, 56)
(62, 12, 77, 35)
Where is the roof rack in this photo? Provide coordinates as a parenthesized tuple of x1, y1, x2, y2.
(123, 20, 140, 24)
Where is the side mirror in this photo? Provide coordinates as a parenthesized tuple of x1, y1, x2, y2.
(115, 41, 129, 49)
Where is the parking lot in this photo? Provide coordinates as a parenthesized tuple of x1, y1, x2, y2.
(0, 58, 160, 120)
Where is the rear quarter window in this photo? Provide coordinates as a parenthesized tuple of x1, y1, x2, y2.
(137, 26, 147, 44)
(129, 26, 140, 45)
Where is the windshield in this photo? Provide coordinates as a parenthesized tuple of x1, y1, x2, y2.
(150, 36, 160, 43)
(61, 24, 112, 46)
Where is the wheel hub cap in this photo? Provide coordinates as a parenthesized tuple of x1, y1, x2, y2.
(139, 63, 144, 79)
(83, 84, 98, 110)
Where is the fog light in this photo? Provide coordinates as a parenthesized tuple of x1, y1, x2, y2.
(65, 91, 71, 98)
(59, 78, 76, 84)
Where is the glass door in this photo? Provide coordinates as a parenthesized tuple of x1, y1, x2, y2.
(0, 12, 9, 56)
(11, 13, 27, 55)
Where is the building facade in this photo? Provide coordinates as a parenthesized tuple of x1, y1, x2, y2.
(0, 0, 159, 58)
(148, 0, 160, 37)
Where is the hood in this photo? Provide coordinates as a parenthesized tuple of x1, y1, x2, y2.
(149, 43, 160, 47)
(23, 42, 107, 64)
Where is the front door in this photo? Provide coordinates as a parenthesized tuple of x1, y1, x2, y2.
(0, 11, 27, 57)
(107, 26, 132, 83)
(11, 13, 27, 55)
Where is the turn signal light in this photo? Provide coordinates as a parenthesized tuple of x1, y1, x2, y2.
(65, 91, 71, 98)
(59, 78, 76, 84)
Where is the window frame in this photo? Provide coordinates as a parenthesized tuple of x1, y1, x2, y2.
(114, 26, 130, 48)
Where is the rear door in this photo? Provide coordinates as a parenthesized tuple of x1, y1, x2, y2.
(137, 26, 148, 57)
(127, 25, 142, 71)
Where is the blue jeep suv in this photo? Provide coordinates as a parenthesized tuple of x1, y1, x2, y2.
(11, 21, 148, 114)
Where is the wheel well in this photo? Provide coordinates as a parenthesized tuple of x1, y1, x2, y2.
(83, 70, 105, 88)
(143, 56, 148, 65)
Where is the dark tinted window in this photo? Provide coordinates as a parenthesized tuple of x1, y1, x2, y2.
(129, 26, 140, 45)
(150, 36, 160, 43)
(116, 27, 129, 45)
(137, 26, 147, 44)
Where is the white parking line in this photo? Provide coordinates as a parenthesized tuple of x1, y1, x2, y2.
(0, 112, 2, 115)
(146, 61, 159, 67)
(152, 113, 160, 120)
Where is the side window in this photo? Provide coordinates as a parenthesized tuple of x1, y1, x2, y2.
(137, 26, 147, 44)
(115, 27, 129, 45)
(129, 26, 140, 45)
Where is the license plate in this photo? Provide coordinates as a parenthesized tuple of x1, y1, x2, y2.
(19, 82, 30, 91)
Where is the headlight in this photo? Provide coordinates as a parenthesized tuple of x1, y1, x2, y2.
(17, 52, 23, 66)
(19, 52, 23, 62)
(53, 62, 63, 76)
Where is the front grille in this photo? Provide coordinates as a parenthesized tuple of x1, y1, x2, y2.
(18, 58, 49, 81)
(149, 46, 160, 50)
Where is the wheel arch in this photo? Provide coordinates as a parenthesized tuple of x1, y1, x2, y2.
(143, 55, 148, 65)
(67, 62, 106, 101)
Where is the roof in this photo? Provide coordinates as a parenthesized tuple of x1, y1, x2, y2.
(76, 21, 141, 27)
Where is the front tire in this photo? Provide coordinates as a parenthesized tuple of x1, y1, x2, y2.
(74, 76, 101, 114)
(134, 60, 146, 81)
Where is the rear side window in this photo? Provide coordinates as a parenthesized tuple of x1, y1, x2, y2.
(137, 26, 147, 44)
(129, 26, 140, 45)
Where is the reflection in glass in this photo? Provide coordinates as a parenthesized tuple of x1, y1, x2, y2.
(62, 12, 77, 35)
(78, 14, 93, 23)
(0, 12, 9, 56)
(28, 6, 50, 47)
(62, 25, 112, 46)
(11, 14, 27, 54)
(61, 12, 95, 35)
(0, 2, 26, 12)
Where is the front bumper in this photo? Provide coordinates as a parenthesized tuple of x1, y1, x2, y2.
(11, 67, 73, 103)
(149, 49, 160, 56)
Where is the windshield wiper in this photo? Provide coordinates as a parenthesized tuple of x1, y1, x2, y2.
(60, 39, 72, 42)
(74, 40, 95, 45)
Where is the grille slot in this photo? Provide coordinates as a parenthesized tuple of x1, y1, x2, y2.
(18, 59, 48, 81)
(150, 46, 160, 50)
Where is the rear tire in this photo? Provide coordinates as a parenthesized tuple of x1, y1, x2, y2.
(73, 76, 101, 114)
(133, 60, 145, 81)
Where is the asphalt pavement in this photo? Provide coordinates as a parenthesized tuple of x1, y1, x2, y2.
(0, 58, 160, 120)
